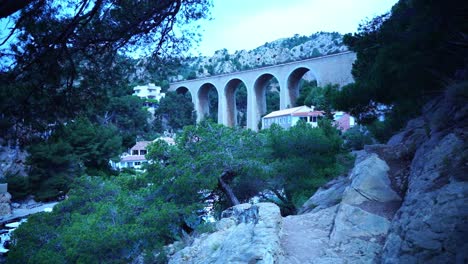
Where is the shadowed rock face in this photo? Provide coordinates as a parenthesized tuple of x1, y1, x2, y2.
(168, 86, 467, 264)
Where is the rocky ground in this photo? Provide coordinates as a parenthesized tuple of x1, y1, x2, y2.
(167, 85, 467, 263)
(0, 198, 58, 224)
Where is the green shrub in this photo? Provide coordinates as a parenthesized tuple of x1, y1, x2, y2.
(342, 126, 373, 150)
(4, 173, 30, 200)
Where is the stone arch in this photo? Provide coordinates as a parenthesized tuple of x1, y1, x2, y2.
(175, 86, 190, 95)
(253, 73, 280, 129)
(224, 78, 247, 127)
(197, 82, 218, 122)
(287, 67, 318, 107)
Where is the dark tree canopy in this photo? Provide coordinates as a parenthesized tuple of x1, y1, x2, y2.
(0, 0, 211, 143)
(334, 0, 467, 139)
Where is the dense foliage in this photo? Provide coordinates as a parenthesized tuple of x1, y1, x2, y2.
(154, 92, 196, 132)
(263, 120, 353, 213)
(334, 0, 468, 141)
(8, 175, 183, 263)
(25, 118, 122, 201)
(342, 126, 374, 151)
(295, 80, 338, 115)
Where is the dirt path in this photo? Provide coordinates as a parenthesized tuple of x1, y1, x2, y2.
(279, 205, 339, 263)
(0, 202, 59, 224)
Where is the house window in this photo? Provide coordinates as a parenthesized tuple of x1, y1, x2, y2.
(140, 150, 147, 155)
(132, 150, 138, 155)
(134, 162, 141, 166)
(312, 116, 317, 122)
(300, 117, 307, 121)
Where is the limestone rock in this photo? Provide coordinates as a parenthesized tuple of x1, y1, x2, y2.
(0, 144, 29, 179)
(280, 205, 338, 263)
(168, 203, 283, 264)
(281, 203, 391, 264)
(342, 153, 401, 205)
(381, 133, 468, 263)
(0, 192, 11, 203)
(299, 176, 348, 214)
(0, 192, 12, 216)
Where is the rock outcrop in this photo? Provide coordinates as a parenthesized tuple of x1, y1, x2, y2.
(0, 191, 12, 216)
(281, 151, 400, 263)
(168, 203, 283, 264)
(0, 142, 28, 180)
(168, 85, 467, 263)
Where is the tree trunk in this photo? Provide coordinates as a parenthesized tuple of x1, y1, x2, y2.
(218, 171, 240, 206)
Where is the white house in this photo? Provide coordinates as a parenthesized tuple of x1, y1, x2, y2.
(111, 141, 151, 170)
(261, 106, 355, 132)
(110, 137, 175, 171)
(262, 106, 324, 130)
(133, 83, 165, 101)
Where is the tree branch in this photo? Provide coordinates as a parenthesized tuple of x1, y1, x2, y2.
(218, 171, 240, 206)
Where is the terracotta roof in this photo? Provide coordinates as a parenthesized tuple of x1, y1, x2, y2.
(263, 106, 312, 118)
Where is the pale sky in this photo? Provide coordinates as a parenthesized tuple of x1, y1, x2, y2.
(192, 0, 399, 56)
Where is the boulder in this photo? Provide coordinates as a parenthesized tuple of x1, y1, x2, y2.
(0, 192, 11, 216)
(299, 176, 348, 214)
(168, 203, 283, 264)
(342, 154, 401, 205)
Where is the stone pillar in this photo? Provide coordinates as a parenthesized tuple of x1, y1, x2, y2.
(217, 86, 226, 125)
(245, 80, 257, 131)
(279, 77, 290, 110)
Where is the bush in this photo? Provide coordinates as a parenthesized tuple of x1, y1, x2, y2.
(342, 126, 373, 150)
(4, 173, 30, 200)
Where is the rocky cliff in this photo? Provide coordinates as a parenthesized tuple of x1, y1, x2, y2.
(167, 83, 467, 263)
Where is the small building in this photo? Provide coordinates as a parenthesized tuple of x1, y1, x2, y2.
(133, 83, 165, 101)
(111, 141, 152, 170)
(262, 106, 324, 130)
(333, 111, 356, 132)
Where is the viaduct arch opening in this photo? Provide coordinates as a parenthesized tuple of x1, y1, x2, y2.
(224, 78, 247, 127)
(176, 86, 190, 95)
(198, 83, 218, 122)
(287, 67, 318, 107)
(254, 73, 280, 129)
